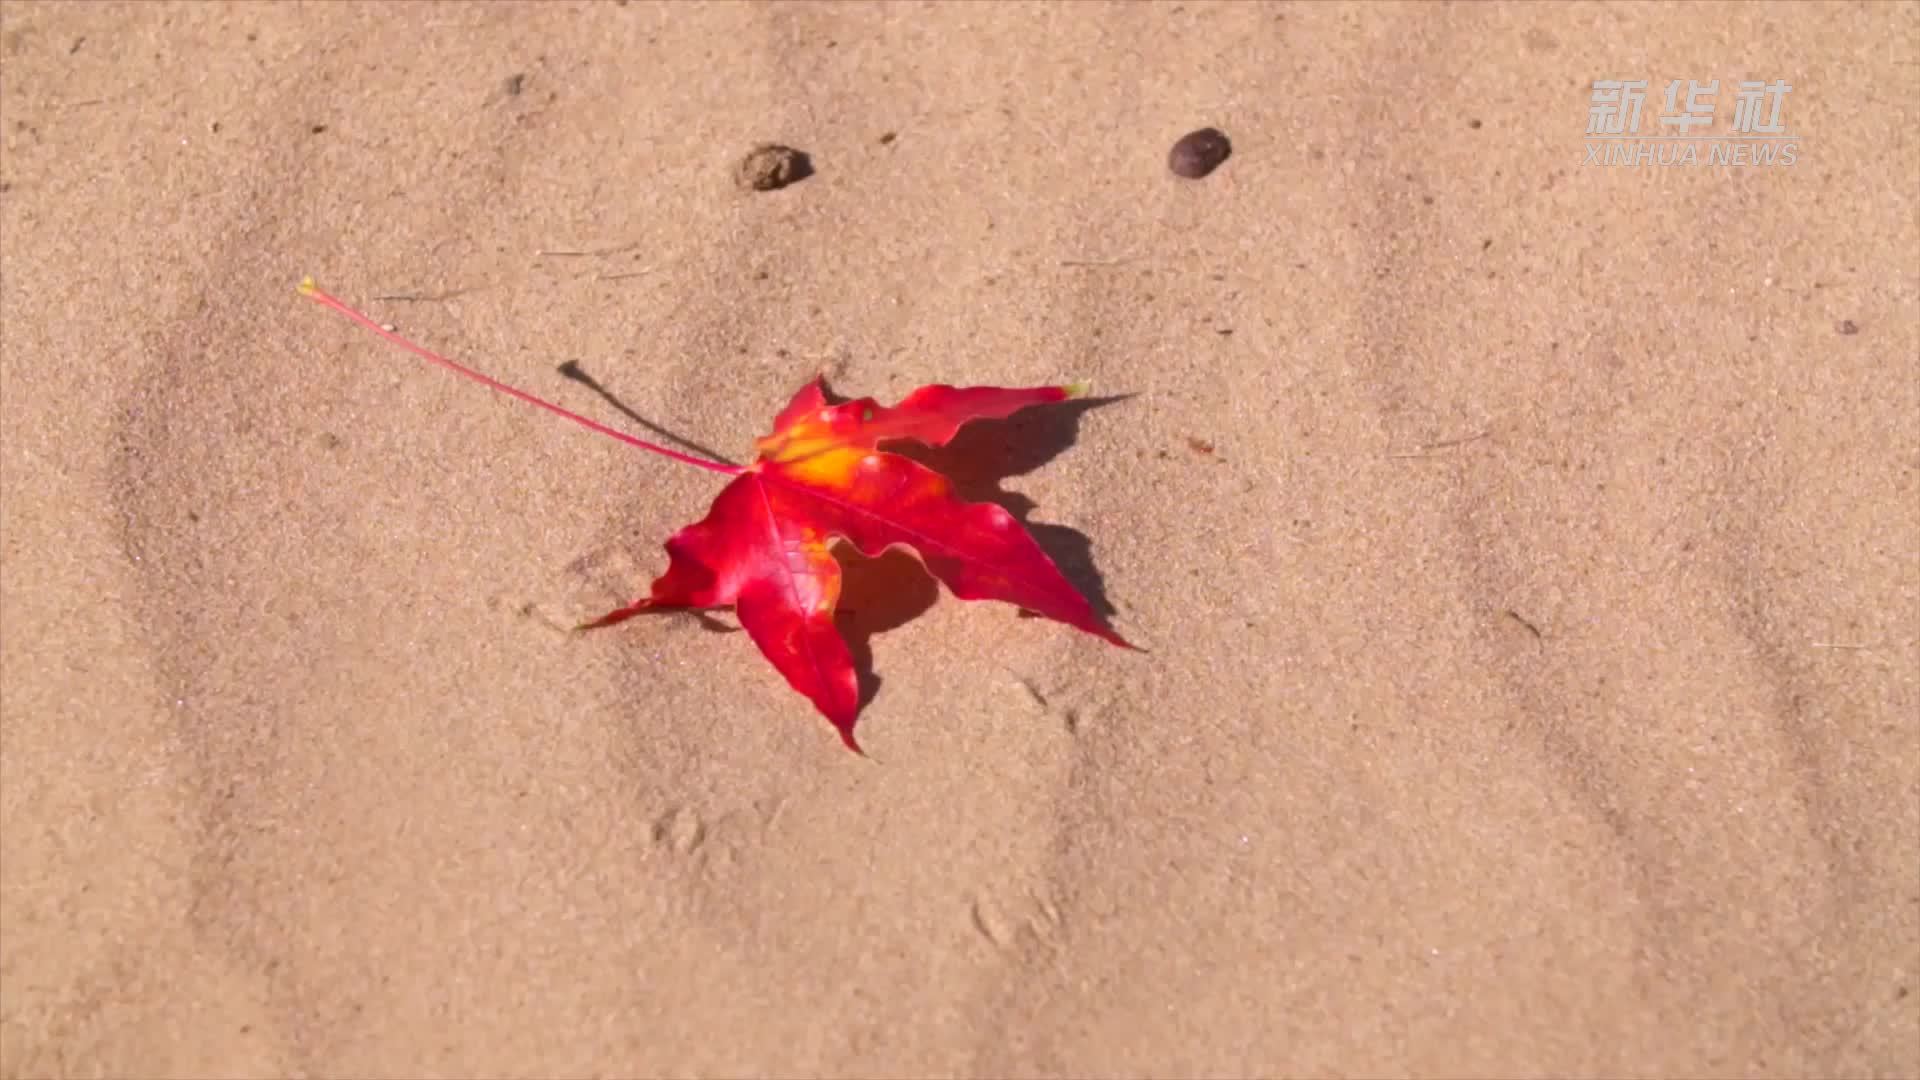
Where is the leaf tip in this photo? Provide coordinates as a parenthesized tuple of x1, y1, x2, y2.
(1063, 380, 1092, 399)
(297, 275, 318, 296)
(837, 726, 866, 756)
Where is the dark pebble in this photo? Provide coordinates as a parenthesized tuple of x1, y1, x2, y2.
(1169, 127, 1231, 178)
(1837, 319, 1860, 335)
(735, 143, 813, 191)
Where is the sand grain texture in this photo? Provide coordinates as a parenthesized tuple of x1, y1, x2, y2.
(2, 2, 1916, 1077)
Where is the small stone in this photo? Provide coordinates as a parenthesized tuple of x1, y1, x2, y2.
(735, 143, 813, 191)
(1836, 319, 1860, 335)
(504, 73, 526, 97)
(1169, 127, 1231, 178)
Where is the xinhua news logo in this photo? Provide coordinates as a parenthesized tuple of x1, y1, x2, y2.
(1585, 79, 1800, 167)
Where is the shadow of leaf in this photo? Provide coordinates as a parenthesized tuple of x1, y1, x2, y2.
(833, 544, 940, 710)
(883, 392, 1135, 623)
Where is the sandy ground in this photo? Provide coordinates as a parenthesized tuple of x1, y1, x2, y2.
(2, 2, 1916, 1077)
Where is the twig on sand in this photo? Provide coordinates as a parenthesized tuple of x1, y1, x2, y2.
(1059, 256, 1140, 268)
(536, 242, 640, 258)
(1504, 609, 1545, 640)
(371, 286, 483, 303)
(1389, 430, 1489, 458)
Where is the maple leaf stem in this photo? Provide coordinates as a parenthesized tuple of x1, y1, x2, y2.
(297, 278, 745, 476)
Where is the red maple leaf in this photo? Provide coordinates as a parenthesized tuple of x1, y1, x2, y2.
(299, 279, 1131, 751)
